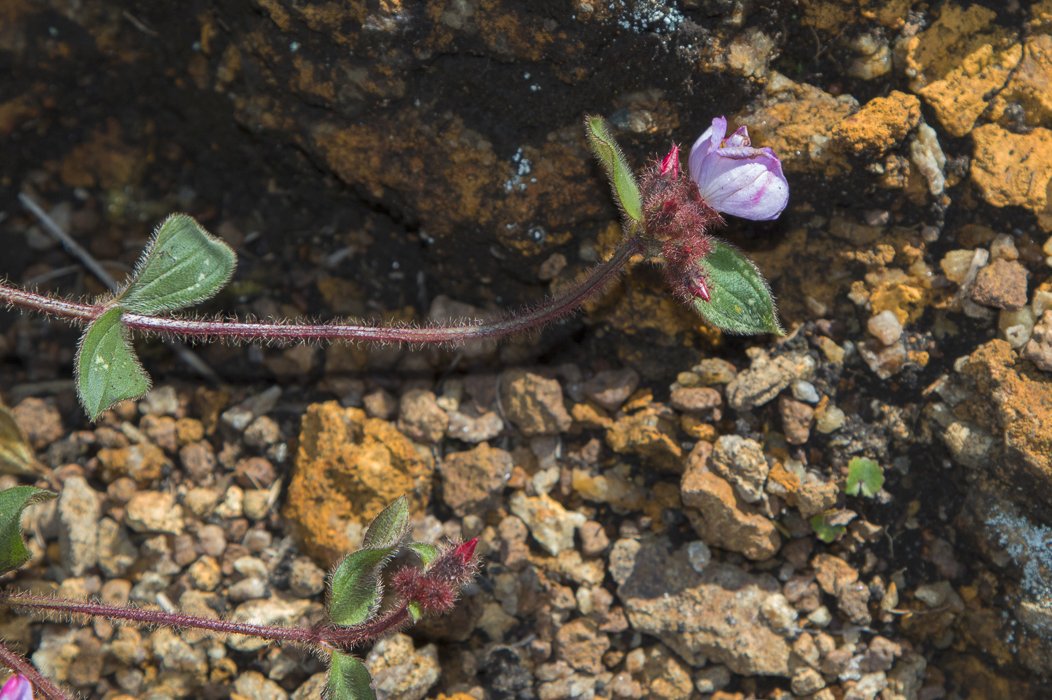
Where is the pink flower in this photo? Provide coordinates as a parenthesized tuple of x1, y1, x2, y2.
(688, 117, 788, 221)
(0, 674, 32, 700)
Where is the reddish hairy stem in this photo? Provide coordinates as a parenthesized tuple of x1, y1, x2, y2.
(0, 641, 70, 700)
(0, 591, 408, 653)
(0, 237, 643, 345)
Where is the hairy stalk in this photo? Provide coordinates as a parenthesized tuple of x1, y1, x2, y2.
(0, 592, 409, 653)
(0, 641, 69, 700)
(0, 236, 643, 346)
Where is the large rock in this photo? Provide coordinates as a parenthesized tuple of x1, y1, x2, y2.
(284, 402, 433, 566)
(610, 537, 792, 676)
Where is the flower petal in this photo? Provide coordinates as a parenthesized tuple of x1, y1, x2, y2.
(695, 147, 788, 221)
(0, 675, 32, 700)
(688, 116, 788, 221)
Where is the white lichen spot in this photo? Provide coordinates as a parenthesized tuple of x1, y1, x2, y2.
(503, 148, 533, 193)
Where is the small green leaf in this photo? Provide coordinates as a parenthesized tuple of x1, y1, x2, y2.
(76, 307, 151, 421)
(690, 241, 783, 335)
(585, 116, 643, 225)
(810, 514, 846, 544)
(119, 214, 236, 314)
(0, 486, 56, 574)
(362, 496, 410, 550)
(845, 457, 884, 498)
(328, 548, 392, 626)
(407, 601, 423, 623)
(327, 652, 376, 700)
(407, 542, 439, 567)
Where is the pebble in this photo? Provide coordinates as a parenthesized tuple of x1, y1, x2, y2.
(1023, 310, 1052, 372)
(710, 435, 769, 504)
(227, 597, 315, 652)
(188, 557, 222, 591)
(363, 388, 398, 419)
(509, 491, 585, 555)
(97, 518, 137, 576)
(12, 397, 64, 449)
(791, 379, 820, 404)
(725, 349, 815, 411)
(243, 415, 281, 449)
(197, 524, 227, 557)
(366, 634, 440, 700)
(289, 557, 326, 597)
(581, 368, 640, 411)
(779, 396, 815, 445)
(668, 386, 722, 413)
(57, 475, 100, 575)
(397, 389, 450, 444)
(867, 310, 903, 345)
(139, 386, 180, 416)
(815, 402, 847, 433)
(686, 540, 711, 572)
(125, 491, 184, 534)
(440, 443, 513, 516)
(235, 456, 276, 488)
(233, 671, 288, 700)
(221, 386, 281, 432)
(445, 408, 503, 442)
(970, 259, 1029, 309)
(179, 442, 217, 484)
(500, 369, 573, 436)
(694, 665, 731, 694)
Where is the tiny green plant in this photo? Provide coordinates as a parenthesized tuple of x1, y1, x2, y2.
(844, 457, 885, 498)
(0, 494, 477, 699)
(0, 116, 788, 421)
(810, 513, 847, 544)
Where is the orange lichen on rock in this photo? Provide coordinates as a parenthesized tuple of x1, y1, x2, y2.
(902, 4, 1020, 137)
(989, 34, 1052, 129)
(971, 124, 1052, 230)
(284, 402, 433, 566)
(834, 91, 921, 157)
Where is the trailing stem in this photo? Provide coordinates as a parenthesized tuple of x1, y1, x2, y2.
(0, 640, 69, 700)
(0, 236, 643, 347)
(0, 591, 411, 654)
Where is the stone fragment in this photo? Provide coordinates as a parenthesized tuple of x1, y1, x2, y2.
(834, 91, 920, 156)
(971, 259, 1029, 310)
(397, 389, 449, 444)
(366, 634, 440, 700)
(97, 517, 137, 576)
(509, 491, 585, 556)
(125, 491, 184, 534)
(972, 125, 1052, 229)
(581, 368, 640, 411)
(98, 442, 170, 485)
(779, 396, 815, 445)
(668, 387, 722, 413)
(605, 405, 683, 472)
(12, 398, 63, 449)
(445, 408, 503, 443)
(681, 446, 781, 560)
(725, 349, 815, 411)
(440, 443, 512, 516)
(227, 596, 316, 652)
(639, 644, 694, 700)
(57, 475, 99, 575)
(233, 671, 288, 700)
(500, 370, 572, 436)
(611, 537, 792, 675)
(556, 618, 609, 674)
(709, 435, 768, 504)
(288, 557, 326, 597)
(284, 402, 433, 566)
(867, 310, 903, 345)
(1023, 310, 1052, 372)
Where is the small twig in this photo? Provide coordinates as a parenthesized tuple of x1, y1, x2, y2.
(0, 641, 70, 700)
(18, 192, 222, 384)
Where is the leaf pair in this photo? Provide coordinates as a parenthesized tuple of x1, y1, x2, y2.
(75, 215, 236, 420)
(585, 116, 782, 336)
(326, 497, 412, 700)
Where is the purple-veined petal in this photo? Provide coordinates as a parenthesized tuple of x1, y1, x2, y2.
(688, 118, 789, 221)
(0, 675, 32, 700)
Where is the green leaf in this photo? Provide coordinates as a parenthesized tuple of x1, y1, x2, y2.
(0, 486, 56, 574)
(75, 307, 151, 421)
(407, 601, 423, 623)
(407, 542, 439, 567)
(327, 652, 376, 700)
(119, 214, 236, 314)
(362, 496, 410, 550)
(0, 403, 47, 477)
(845, 457, 884, 498)
(810, 514, 846, 544)
(690, 241, 783, 335)
(328, 548, 392, 626)
(585, 116, 643, 225)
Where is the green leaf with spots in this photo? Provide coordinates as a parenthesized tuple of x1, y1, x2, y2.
(75, 307, 151, 421)
(0, 486, 56, 574)
(691, 241, 783, 335)
(586, 116, 643, 226)
(119, 214, 236, 314)
(845, 457, 884, 498)
(327, 652, 375, 700)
